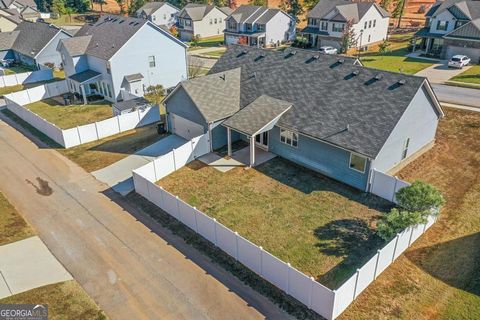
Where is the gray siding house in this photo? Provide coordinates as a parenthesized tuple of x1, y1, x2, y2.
(177, 4, 231, 41)
(136, 1, 179, 28)
(413, 0, 480, 61)
(57, 15, 188, 103)
(164, 46, 443, 191)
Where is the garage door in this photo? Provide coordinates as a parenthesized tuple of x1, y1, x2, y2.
(445, 46, 480, 63)
(171, 113, 204, 140)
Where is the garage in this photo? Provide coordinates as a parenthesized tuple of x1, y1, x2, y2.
(445, 46, 480, 63)
(170, 113, 205, 140)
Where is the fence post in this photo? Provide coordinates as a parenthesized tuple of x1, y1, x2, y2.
(94, 122, 100, 140)
(137, 108, 141, 122)
(408, 226, 415, 246)
(373, 250, 381, 280)
(331, 290, 337, 320)
(116, 115, 121, 132)
(172, 149, 177, 171)
(353, 269, 360, 299)
(175, 195, 180, 219)
(25, 88, 32, 104)
(234, 231, 239, 260)
(153, 160, 158, 182)
(286, 263, 291, 294)
(259, 246, 263, 276)
(392, 176, 399, 202)
(193, 206, 198, 232)
(76, 126, 82, 144)
(159, 186, 165, 210)
(392, 234, 400, 262)
(213, 218, 218, 246)
(308, 276, 315, 309)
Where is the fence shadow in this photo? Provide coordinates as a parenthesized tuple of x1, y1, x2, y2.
(405, 232, 480, 296)
(314, 218, 384, 289)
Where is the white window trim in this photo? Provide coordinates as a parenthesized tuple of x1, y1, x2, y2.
(279, 128, 298, 148)
(349, 152, 367, 173)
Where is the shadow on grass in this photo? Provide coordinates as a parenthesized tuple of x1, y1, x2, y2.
(314, 219, 384, 288)
(405, 232, 480, 296)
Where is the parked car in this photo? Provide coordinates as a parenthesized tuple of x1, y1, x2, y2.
(319, 46, 338, 54)
(448, 55, 471, 68)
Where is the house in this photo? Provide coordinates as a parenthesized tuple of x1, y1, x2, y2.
(301, 0, 390, 51)
(224, 5, 296, 47)
(413, 0, 480, 62)
(0, 21, 71, 67)
(0, 0, 39, 22)
(176, 4, 231, 41)
(163, 45, 443, 191)
(57, 15, 188, 104)
(0, 9, 21, 31)
(136, 1, 180, 28)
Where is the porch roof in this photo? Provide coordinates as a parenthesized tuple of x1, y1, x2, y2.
(414, 27, 445, 39)
(222, 94, 292, 136)
(300, 26, 329, 36)
(69, 69, 101, 84)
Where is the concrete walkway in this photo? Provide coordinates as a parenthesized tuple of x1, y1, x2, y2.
(92, 135, 186, 195)
(199, 147, 276, 172)
(0, 236, 72, 299)
(188, 46, 226, 55)
(416, 62, 471, 84)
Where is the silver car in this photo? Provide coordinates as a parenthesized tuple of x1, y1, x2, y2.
(319, 46, 338, 54)
(448, 55, 471, 68)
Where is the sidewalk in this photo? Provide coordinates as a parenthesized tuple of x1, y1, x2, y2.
(416, 63, 470, 84)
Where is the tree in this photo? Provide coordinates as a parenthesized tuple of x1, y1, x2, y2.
(191, 34, 201, 47)
(116, 0, 126, 14)
(280, 0, 304, 23)
(378, 39, 390, 59)
(377, 208, 426, 240)
(393, 0, 406, 27)
(128, 0, 145, 15)
(144, 85, 165, 105)
(94, 0, 107, 13)
(249, 0, 267, 6)
(51, 0, 67, 15)
(340, 19, 357, 53)
(379, 0, 391, 11)
(65, 6, 75, 22)
(396, 181, 445, 213)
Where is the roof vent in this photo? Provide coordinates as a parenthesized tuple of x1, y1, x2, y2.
(352, 70, 359, 76)
(119, 20, 125, 24)
(313, 55, 320, 60)
(337, 58, 345, 64)
(249, 72, 257, 79)
(375, 73, 383, 80)
(290, 50, 297, 55)
(219, 74, 226, 81)
(242, 49, 248, 54)
(398, 79, 406, 85)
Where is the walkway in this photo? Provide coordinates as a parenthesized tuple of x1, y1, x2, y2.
(415, 63, 470, 84)
(0, 236, 72, 299)
(0, 115, 290, 320)
(92, 135, 186, 195)
(199, 146, 276, 172)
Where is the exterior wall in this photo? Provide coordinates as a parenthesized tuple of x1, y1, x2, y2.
(109, 23, 187, 101)
(165, 86, 207, 131)
(353, 6, 389, 46)
(429, 10, 456, 35)
(13, 52, 35, 67)
(149, 4, 179, 27)
(179, 29, 193, 41)
(265, 11, 295, 46)
(36, 31, 71, 68)
(86, 55, 115, 102)
(0, 17, 17, 32)
(442, 39, 480, 62)
(373, 85, 441, 173)
(211, 123, 242, 150)
(269, 126, 371, 190)
(191, 8, 227, 38)
(0, 49, 14, 60)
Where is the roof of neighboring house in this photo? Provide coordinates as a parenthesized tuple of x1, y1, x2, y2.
(124, 73, 144, 82)
(69, 69, 101, 83)
(415, 26, 446, 38)
(12, 21, 67, 58)
(308, 0, 390, 22)
(0, 30, 19, 50)
(0, 12, 20, 24)
(59, 35, 92, 56)
(114, 97, 151, 112)
(166, 67, 242, 123)
(178, 4, 220, 21)
(204, 45, 442, 159)
(0, 0, 36, 9)
(136, 1, 179, 16)
(428, 0, 480, 20)
(227, 5, 288, 24)
(445, 18, 480, 39)
(219, 6, 233, 16)
(223, 94, 292, 136)
(300, 26, 329, 35)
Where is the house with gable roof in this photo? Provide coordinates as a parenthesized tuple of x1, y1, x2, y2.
(136, 1, 180, 28)
(57, 14, 188, 104)
(163, 45, 443, 191)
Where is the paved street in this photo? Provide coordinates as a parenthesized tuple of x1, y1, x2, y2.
(0, 115, 290, 320)
(432, 83, 480, 108)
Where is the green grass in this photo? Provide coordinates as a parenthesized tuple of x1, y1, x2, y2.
(0, 78, 65, 96)
(188, 35, 224, 51)
(24, 99, 113, 129)
(203, 49, 226, 58)
(3, 65, 35, 75)
(0, 281, 107, 320)
(158, 158, 392, 288)
(46, 13, 87, 26)
(450, 65, 480, 85)
(0, 192, 34, 246)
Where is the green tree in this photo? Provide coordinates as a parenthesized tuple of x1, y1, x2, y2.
(144, 85, 165, 105)
(379, 0, 391, 10)
(396, 181, 445, 213)
(280, 0, 304, 22)
(393, 0, 406, 27)
(250, 0, 267, 6)
(340, 20, 357, 53)
(65, 6, 75, 22)
(378, 39, 390, 59)
(377, 208, 426, 240)
(94, 0, 107, 13)
(128, 0, 145, 15)
(52, 0, 67, 15)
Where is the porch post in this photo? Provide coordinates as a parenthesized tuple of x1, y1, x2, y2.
(412, 36, 417, 52)
(80, 84, 87, 105)
(227, 127, 232, 157)
(425, 38, 431, 54)
(250, 135, 255, 167)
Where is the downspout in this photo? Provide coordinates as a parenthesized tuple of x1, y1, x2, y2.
(208, 122, 213, 152)
(365, 159, 375, 193)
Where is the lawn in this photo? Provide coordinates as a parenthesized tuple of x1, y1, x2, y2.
(188, 35, 224, 51)
(203, 49, 226, 58)
(0, 281, 107, 320)
(3, 65, 35, 75)
(158, 157, 392, 288)
(0, 191, 34, 245)
(25, 99, 113, 129)
(340, 109, 480, 319)
(0, 77, 65, 96)
(450, 65, 480, 85)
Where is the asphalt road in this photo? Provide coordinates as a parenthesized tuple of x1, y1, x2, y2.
(0, 115, 291, 320)
(432, 84, 480, 108)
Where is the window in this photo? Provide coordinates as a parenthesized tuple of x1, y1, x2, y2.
(227, 20, 237, 29)
(402, 138, 410, 159)
(153, 15, 156, 21)
(246, 23, 252, 31)
(210, 18, 212, 25)
(455, 20, 465, 28)
(436, 20, 448, 31)
(280, 129, 298, 147)
(214, 18, 217, 24)
(106, 83, 112, 98)
(219, 18, 222, 23)
(163, 14, 166, 19)
(185, 19, 192, 26)
(257, 24, 265, 31)
(148, 55, 155, 68)
(332, 23, 344, 32)
(349, 153, 367, 173)
(368, 20, 372, 28)
(364, 21, 367, 29)
(368, 34, 371, 42)
(321, 21, 328, 31)
(373, 19, 376, 27)
(308, 18, 318, 26)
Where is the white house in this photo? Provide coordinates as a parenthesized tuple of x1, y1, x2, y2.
(177, 4, 232, 41)
(136, 1, 179, 28)
(224, 5, 296, 47)
(301, 0, 390, 51)
(57, 15, 188, 104)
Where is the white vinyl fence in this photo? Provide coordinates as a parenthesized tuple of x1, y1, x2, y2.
(370, 169, 411, 203)
(5, 81, 160, 148)
(132, 140, 438, 320)
(0, 69, 53, 87)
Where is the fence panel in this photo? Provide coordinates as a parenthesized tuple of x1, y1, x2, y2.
(288, 266, 313, 307)
(215, 222, 237, 258)
(425, 214, 436, 230)
(177, 199, 197, 231)
(393, 227, 412, 260)
(147, 183, 164, 209)
(24, 69, 53, 84)
(118, 112, 140, 131)
(261, 251, 288, 291)
(96, 117, 120, 139)
(410, 223, 425, 244)
(136, 161, 156, 183)
(191, 134, 210, 158)
(174, 143, 193, 169)
(196, 211, 216, 243)
(27, 86, 48, 102)
(3, 74, 17, 87)
(370, 170, 397, 201)
(162, 190, 179, 219)
(14, 72, 29, 83)
(311, 282, 335, 320)
(77, 123, 98, 144)
(237, 235, 262, 275)
(375, 236, 397, 276)
(332, 273, 357, 318)
(10, 91, 30, 105)
(132, 172, 149, 199)
(354, 253, 378, 298)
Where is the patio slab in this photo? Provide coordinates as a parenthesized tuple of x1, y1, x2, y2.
(198, 146, 276, 172)
(231, 146, 276, 167)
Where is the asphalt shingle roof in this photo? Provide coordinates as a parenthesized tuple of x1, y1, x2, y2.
(13, 21, 66, 58)
(223, 94, 292, 135)
(308, 0, 390, 21)
(136, 2, 173, 16)
(124, 73, 144, 82)
(69, 69, 101, 83)
(0, 30, 19, 50)
(178, 4, 218, 21)
(228, 5, 285, 24)
(59, 35, 92, 56)
(431, 0, 480, 20)
(207, 45, 436, 158)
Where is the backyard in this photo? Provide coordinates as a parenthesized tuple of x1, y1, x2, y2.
(157, 157, 393, 288)
(24, 98, 113, 129)
(340, 108, 480, 319)
(188, 35, 224, 51)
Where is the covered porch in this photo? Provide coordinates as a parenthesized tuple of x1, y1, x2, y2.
(222, 94, 292, 167)
(226, 32, 266, 47)
(68, 69, 104, 104)
(412, 28, 445, 58)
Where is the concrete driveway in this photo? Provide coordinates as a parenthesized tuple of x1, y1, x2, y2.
(416, 62, 471, 84)
(0, 236, 72, 299)
(92, 134, 186, 195)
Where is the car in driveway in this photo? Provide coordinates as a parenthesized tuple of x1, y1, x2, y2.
(319, 46, 337, 54)
(448, 55, 471, 68)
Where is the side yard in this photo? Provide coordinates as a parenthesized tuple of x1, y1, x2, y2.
(157, 157, 393, 288)
(188, 35, 224, 51)
(340, 109, 480, 319)
(449, 65, 480, 86)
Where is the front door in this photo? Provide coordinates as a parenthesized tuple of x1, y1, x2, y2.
(255, 131, 269, 150)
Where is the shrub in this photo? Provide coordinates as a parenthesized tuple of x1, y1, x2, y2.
(396, 180, 445, 213)
(377, 208, 426, 240)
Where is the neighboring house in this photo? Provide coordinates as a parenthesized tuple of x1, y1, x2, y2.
(0, 0, 36, 11)
(413, 0, 480, 61)
(301, 0, 390, 51)
(0, 9, 21, 31)
(164, 45, 443, 191)
(57, 15, 188, 104)
(0, 21, 70, 67)
(224, 5, 296, 47)
(136, 1, 180, 28)
(177, 4, 230, 41)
